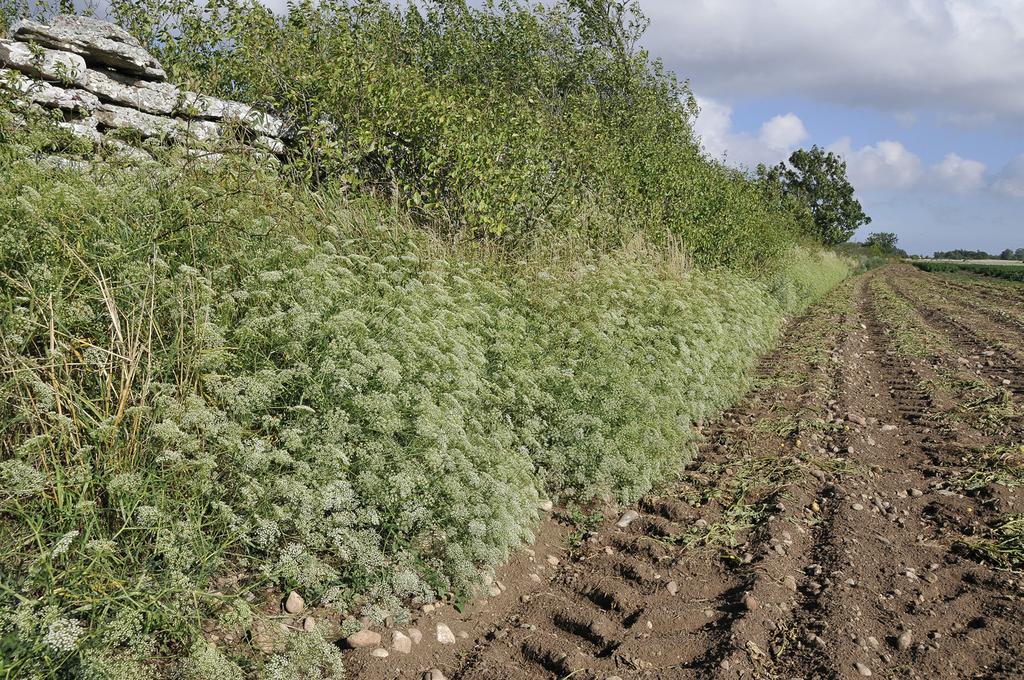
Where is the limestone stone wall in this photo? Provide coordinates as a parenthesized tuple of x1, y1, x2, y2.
(0, 14, 289, 162)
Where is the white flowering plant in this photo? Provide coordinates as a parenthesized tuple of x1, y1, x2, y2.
(0, 134, 850, 676)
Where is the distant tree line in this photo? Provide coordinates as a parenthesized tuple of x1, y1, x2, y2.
(933, 248, 1024, 261)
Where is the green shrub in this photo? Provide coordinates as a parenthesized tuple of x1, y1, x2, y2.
(43, 0, 808, 268)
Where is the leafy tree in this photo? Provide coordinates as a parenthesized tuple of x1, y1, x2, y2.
(865, 231, 899, 253)
(1016, 247, 1024, 261)
(759, 145, 871, 245)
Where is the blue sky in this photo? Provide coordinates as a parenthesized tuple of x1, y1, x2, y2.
(638, 0, 1024, 255)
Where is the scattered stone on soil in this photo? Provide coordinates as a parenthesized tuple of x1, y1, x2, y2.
(743, 594, 759, 612)
(344, 629, 381, 649)
(283, 590, 304, 614)
(408, 627, 423, 644)
(422, 670, 447, 680)
(667, 580, 679, 595)
(436, 623, 457, 645)
(538, 499, 553, 512)
(855, 662, 872, 676)
(369, 647, 388, 658)
(392, 630, 412, 654)
(302, 617, 315, 632)
(897, 630, 914, 651)
(616, 509, 640, 528)
(847, 413, 867, 426)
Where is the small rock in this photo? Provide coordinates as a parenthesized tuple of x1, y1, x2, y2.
(392, 631, 412, 654)
(488, 585, 502, 597)
(436, 623, 457, 645)
(345, 629, 382, 649)
(847, 413, 867, 427)
(284, 591, 305, 614)
(422, 603, 435, 613)
(546, 555, 560, 567)
(806, 633, 826, 648)
(302, 617, 316, 632)
(423, 670, 447, 680)
(783, 575, 798, 591)
(867, 636, 879, 649)
(852, 503, 865, 511)
(910, 488, 923, 498)
(720, 659, 731, 670)
(667, 580, 679, 596)
(529, 573, 542, 583)
(538, 499, 553, 512)
(617, 510, 640, 528)
(408, 628, 423, 644)
(881, 424, 897, 432)
(743, 594, 759, 612)
(457, 631, 469, 639)
(369, 647, 388, 658)
(854, 662, 872, 676)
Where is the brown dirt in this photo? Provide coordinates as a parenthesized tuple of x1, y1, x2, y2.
(343, 265, 1024, 679)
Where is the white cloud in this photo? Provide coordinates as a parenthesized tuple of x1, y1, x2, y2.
(642, 0, 1024, 124)
(760, 113, 808, 150)
(931, 153, 987, 193)
(993, 155, 1024, 199)
(827, 138, 923, 191)
(693, 96, 808, 168)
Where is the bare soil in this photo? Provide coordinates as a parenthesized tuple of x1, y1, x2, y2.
(343, 266, 1024, 679)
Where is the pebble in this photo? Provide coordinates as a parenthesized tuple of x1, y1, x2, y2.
(617, 510, 640, 528)
(529, 573, 542, 583)
(422, 603, 435, 613)
(881, 424, 897, 432)
(805, 632, 826, 648)
(546, 555, 560, 567)
(667, 580, 679, 596)
(847, 413, 867, 426)
(743, 594, 759, 612)
(488, 585, 502, 597)
(284, 590, 305, 614)
(855, 662, 872, 676)
(538, 499, 553, 512)
(423, 670, 447, 680)
(408, 628, 423, 644)
(852, 503, 865, 511)
(783, 575, 798, 591)
(910, 488, 923, 497)
(369, 647, 389, 658)
(344, 629, 381, 649)
(392, 631, 412, 654)
(302, 617, 316, 632)
(436, 623, 457, 645)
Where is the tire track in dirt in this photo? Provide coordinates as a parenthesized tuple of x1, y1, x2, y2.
(448, 282, 859, 680)
(882, 268, 1024, 396)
